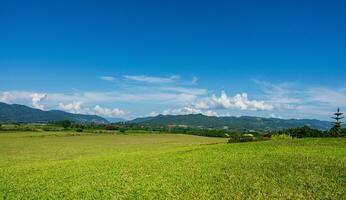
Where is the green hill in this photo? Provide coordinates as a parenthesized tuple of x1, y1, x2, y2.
(0, 102, 108, 124)
(130, 114, 332, 131)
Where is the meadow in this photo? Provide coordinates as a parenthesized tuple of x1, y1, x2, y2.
(0, 131, 345, 199)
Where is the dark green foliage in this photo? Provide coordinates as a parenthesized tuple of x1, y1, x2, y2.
(105, 125, 119, 130)
(259, 133, 271, 140)
(57, 120, 72, 129)
(228, 134, 241, 143)
(329, 125, 342, 137)
(272, 126, 326, 138)
(227, 134, 256, 143)
(168, 127, 229, 137)
(329, 108, 344, 137)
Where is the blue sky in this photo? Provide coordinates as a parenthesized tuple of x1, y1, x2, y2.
(0, 0, 345, 120)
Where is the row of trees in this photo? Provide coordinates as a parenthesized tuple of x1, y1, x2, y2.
(271, 126, 346, 138)
(272, 108, 345, 138)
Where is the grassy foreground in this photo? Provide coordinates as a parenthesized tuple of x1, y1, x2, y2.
(0, 132, 345, 199)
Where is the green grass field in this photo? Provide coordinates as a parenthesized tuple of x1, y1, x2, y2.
(0, 131, 345, 199)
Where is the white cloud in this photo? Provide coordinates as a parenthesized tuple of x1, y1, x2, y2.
(0, 92, 15, 103)
(149, 111, 159, 117)
(58, 102, 83, 113)
(93, 105, 125, 117)
(124, 75, 180, 83)
(30, 93, 47, 110)
(201, 91, 274, 111)
(100, 76, 115, 82)
(0, 91, 33, 103)
(162, 107, 218, 116)
(158, 90, 273, 117)
(269, 113, 282, 119)
(58, 102, 126, 117)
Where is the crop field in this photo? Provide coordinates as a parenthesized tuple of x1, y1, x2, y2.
(0, 131, 345, 199)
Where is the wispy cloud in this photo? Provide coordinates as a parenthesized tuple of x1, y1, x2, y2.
(158, 86, 207, 96)
(308, 87, 346, 106)
(191, 76, 198, 84)
(253, 79, 346, 119)
(124, 75, 180, 83)
(100, 76, 115, 82)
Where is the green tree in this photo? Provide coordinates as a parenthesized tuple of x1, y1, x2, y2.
(330, 108, 343, 137)
(59, 120, 72, 129)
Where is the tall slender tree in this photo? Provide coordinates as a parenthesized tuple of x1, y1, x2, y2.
(330, 108, 343, 137)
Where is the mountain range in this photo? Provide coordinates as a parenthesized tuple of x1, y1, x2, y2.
(0, 102, 335, 130)
(130, 114, 333, 131)
(0, 102, 108, 124)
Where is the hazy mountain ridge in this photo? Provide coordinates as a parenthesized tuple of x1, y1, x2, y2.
(130, 114, 332, 131)
(0, 102, 337, 130)
(0, 102, 108, 124)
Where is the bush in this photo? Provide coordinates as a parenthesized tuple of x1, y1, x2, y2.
(271, 126, 325, 138)
(76, 128, 84, 132)
(228, 134, 256, 143)
(57, 120, 72, 129)
(106, 125, 119, 130)
(271, 134, 293, 141)
(228, 134, 240, 143)
(239, 134, 256, 142)
(259, 133, 271, 140)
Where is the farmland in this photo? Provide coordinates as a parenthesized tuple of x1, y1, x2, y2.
(0, 131, 345, 199)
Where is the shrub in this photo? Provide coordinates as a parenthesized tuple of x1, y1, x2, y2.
(106, 125, 119, 130)
(271, 134, 293, 141)
(228, 134, 256, 143)
(239, 134, 256, 142)
(76, 128, 84, 132)
(57, 120, 72, 129)
(228, 134, 241, 143)
(259, 133, 271, 141)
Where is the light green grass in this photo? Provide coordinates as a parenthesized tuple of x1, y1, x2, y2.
(0, 131, 345, 199)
